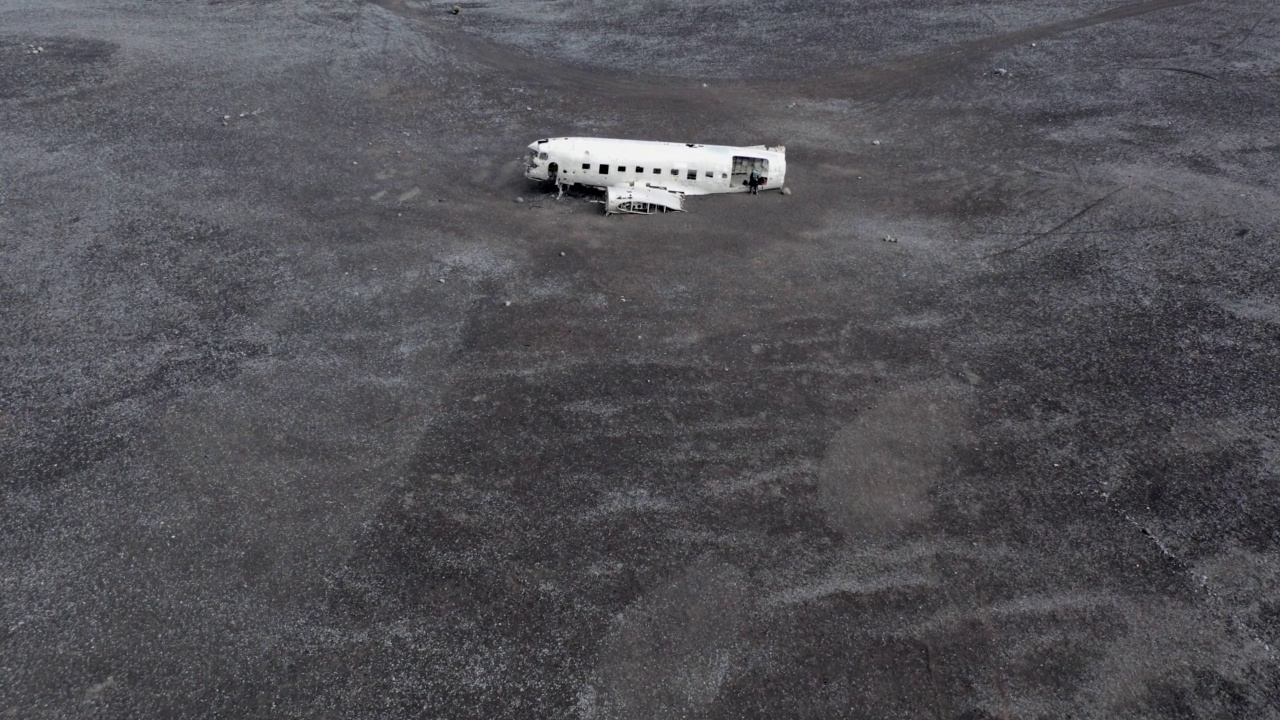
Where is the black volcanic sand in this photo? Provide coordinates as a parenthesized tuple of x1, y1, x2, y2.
(3, 0, 1278, 717)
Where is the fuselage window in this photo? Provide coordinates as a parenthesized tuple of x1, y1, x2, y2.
(705, 171, 714, 178)
(722, 173, 728, 178)
(671, 169, 679, 176)
(687, 169, 697, 180)
(618, 165, 626, 173)
(636, 167, 644, 173)
(582, 163, 591, 170)
(539, 152, 549, 160)
(653, 168, 662, 175)
(599, 164, 609, 174)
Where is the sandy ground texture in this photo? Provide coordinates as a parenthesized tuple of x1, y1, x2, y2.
(3, 0, 1279, 717)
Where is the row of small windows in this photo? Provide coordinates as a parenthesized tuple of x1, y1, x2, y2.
(582, 163, 726, 180)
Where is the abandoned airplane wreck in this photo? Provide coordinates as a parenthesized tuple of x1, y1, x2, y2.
(525, 137, 787, 214)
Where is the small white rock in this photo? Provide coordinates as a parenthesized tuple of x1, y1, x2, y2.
(872, 140, 881, 146)
(502, 301, 511, 307)
(781, 187, 792, 196)
(437, 278, 445, 283)
(515, 197, 524, 203)
(559, 251, 565, 256)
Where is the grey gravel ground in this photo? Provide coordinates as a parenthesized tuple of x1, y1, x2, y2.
(3, 0, 1279, 718)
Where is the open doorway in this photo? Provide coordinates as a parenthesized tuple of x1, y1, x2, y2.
(731, 156, 768, 190)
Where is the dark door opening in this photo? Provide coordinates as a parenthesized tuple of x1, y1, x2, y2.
(731, 156, 768, 190)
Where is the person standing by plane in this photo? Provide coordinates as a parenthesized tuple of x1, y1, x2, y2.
(748, 167, 761, 195)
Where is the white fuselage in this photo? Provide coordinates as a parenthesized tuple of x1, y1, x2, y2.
(524, 137, 786, 196)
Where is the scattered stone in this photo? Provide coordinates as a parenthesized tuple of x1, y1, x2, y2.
(781, 187, 792, 196)
(450, 4, 460, 14)
(993, 68, 1009, 76)
(223, 115, 231, 120)
(1030, 42, 1037, 47)
(502, 301, 512, 307)
(515, 197, 524, 203)
(437, 278, 445, 283)
(872, 140, 881, 146)
(882, 235, 898, 243)
(559, 251, 566, 256)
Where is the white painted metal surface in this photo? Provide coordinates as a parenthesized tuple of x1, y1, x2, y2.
(604, 184, 685, 215)
(525, 137, 786, 213)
